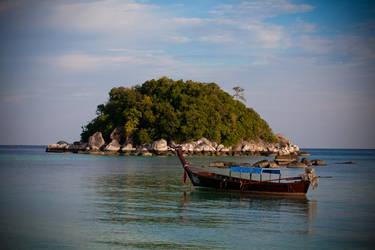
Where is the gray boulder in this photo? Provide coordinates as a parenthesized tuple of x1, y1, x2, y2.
(196, 137, 211, 146)
(46, 143, 64, 151)
(195, 138, 216, 152)
(275, 154, 299, 165)
(301, 158, 312, 166)
(216, 144, 225, 151)
(180, 141, 196, 152)
(196, 143, 216, 152)
(310, 159, 328, 166)
(253, 160, 270, 168)
(242, 141, 258, 152)
(336, 161, 355, 164)
(88, 132, 105, 150)
(287, 162, 307, 168)
(104, 140, 121, 151)
(269, 160, 279, 168)
(219, 145, 232, 152)
(152, 139, 168, 151)
(180, 138, 216, 152)
(299, 152, 310, 156)
(209, 162, 225, 168)
(121, 143, 136, 152)
(233, 141, 244, 152)
(57, 140, 69, 145)
(110, 127, 123, 143)
(68, 142, 88, 151)
(276, 133, 291, 147)
(241, 142, 252, 152)
(141, 151, 153, 156)
(139, 144, 152, 151)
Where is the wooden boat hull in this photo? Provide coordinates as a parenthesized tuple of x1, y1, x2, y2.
(185, 166, 310, 196)
(177, 148, 310, 196)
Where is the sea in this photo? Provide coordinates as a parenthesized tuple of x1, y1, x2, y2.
(0, 146, 374, 249)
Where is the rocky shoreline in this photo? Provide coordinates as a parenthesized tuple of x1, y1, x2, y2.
(46, 130, 301, 157)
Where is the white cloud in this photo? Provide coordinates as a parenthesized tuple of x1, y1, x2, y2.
(53, 53, 104, 70)
(297, 35, 334, 54)
(45, 0, 311, 53)
(170, 17, 205, 25)
(238, 0, 314, 17)
(197, 34, 234, 43)
(168, 36, 191, 43)
(292, 18, 316, 33)
(106, 48, 165, 55)
(211, 0, 314, 19)
(49, 49, 187, 72)
(240, 22, 288, 48)
(52, 0, 160, 33)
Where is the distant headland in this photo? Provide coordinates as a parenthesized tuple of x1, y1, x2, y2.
(47, 77, 300, 156)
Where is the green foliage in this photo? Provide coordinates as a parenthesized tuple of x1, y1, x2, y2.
(80, 77, 278, 145)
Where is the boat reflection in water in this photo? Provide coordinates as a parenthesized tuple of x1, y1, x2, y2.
(88, 168, 318, 248)
(180, 189, 317, 235)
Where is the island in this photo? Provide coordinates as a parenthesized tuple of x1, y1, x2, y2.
(47, 77, 300, 157)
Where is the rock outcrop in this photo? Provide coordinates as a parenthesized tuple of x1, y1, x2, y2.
(336, 161, 355, 164)
(310, 159, 328, 166)
(88, 132, 105, 150)
(299, 152, 310, 156)
(179, 137, 217, 154)
(47, 133, 301, 157)
(104, 140, 121, 152)
(110, 127, 123, 143)
(252, 160, 280, 168)
(276, 133, 290, 147)
(253, 160, 271, 168)
(275, 155, 299, 165)
(57, 140, 69, 145)
(301, 158, 313, 166)
(152, 139, 168, 152)
(46, 142, 69, 152)
(287, 162, 307, 168)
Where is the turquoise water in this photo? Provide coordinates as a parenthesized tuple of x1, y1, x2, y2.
(0, 146, 374, 249)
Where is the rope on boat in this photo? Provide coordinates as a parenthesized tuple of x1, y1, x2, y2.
(300, 168, 319, 189)
(183, 163, 189, 184)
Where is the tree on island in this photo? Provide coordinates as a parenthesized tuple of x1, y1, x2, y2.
(81, 77, 277, 146)
(232, 86, 246, 102)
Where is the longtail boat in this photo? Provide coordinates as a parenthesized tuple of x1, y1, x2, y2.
(177, 148, 319, 196)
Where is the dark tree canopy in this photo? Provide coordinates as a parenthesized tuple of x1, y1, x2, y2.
(81, 77, 277, 146)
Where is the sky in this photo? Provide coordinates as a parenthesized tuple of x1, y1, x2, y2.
(0, 0, 374, 148)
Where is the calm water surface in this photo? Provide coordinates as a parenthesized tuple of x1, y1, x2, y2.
(0, 146, 374, 249)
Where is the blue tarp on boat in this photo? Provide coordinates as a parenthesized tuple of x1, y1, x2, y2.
(262, 169, 281, 175)
(230, 166, 262, 174)
(230, 167, 281, 175)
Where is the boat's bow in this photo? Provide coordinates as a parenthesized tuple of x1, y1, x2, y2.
(176, 147, 190, 184)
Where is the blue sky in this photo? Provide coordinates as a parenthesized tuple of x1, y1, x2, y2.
(0, 0, 374, 148)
